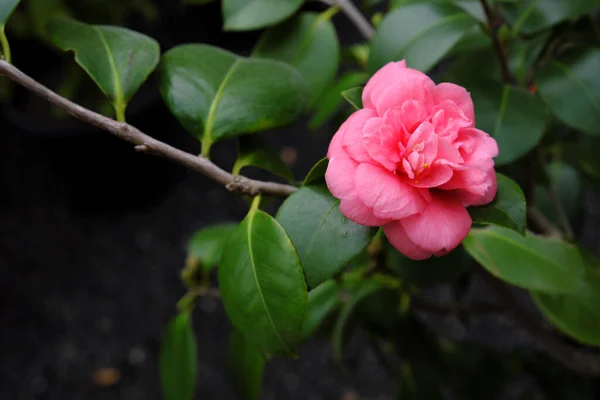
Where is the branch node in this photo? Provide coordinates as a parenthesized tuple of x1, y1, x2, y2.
(226, 176, 260, 196)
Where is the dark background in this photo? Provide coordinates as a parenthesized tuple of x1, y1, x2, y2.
(1, 1, 600, 399)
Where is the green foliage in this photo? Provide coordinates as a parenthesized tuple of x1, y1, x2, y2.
(276, 185, 376, 288)
(186, 223, 237, 275)
(253, 11, 340, 108)
(369, 2, 476, 73)
(303, 158, 329, 186)
(228, 329, 266, 400)
(309, 71, 369, 130)
(160, 312, 198, 400)
(0, 0, 20, 27)
(463, 226, 586, 293)
(218, 201, 308, 356)
(536, 47, 600, 136)
(46, 18, 160, 121)
(469, 173, 527, 234)
(341, 87, 363, 110)
(222, 0, 303, 31)
(534, 162, 583, 225)
(301, 280, 341, 339)
(233, 136, 295, 182)
(158, 44, 307, 155)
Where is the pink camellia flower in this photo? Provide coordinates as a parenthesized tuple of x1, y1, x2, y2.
(325, 61, 498, 260)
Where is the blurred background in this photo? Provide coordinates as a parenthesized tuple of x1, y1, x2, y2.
(1, 1, 600, 399)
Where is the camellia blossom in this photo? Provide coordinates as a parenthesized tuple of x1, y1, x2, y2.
(325, 61, 498, 260)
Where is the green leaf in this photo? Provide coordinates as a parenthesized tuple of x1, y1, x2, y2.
(218, 206, 307, 356)
(222, 0, 303, 31)
(463, 226, 586, 293)
(536, 48, 600, 136)
(503, 0, 600, 35)
(187, 223, 237, 274)
(303, 158, 329, 186)
(301, 280, 341, 339)
(493, 85, 547, 165)
(253, 11, 340, 107)
(469, 173, 526, 234)
(276, 185, 375, 288)
(508, 32, 550, 85)
(160, 312, 197, 400)
(233, 136, 295, 183)
(387, 245, 471, 288)
(368, 2, 476, 73)
(46, 18, 160, 121)
(341, 87, 363, 110)
(308, 71, 369, 130)
(159, 44, 307, 154)
(0, 0, 20, 27)
(534, 162, 583, 225)
(228, 329, 266, 400)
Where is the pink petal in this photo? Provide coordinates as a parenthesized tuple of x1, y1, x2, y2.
(325, 157, 359, 200)
(340, 196, 389, 226)
(437, 137, 464, 166)
(408, 164, 454, 188)
(401, 193, 472, 253)
(362, 61, 407, 110)
(355, 163, 426, 219)
(341, 109, 378, 163)
(456, 168, 498, 206)
(383, 221, 432, 260)
(374, 68, 435, 116)
(433, 82, 475, 122)
(362, 117, 400, 171)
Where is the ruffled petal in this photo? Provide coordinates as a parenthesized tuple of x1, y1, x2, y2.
(433, 82, 475, 122)
(341, 109, 378, 163)
(362, 61, 407, 110)
(325, 157, 359, 200)
(339, 196, 389, 226)
(355, 163, 426, 219)
(401, 193, 472, 253)
(383, 221, 431, 260)
(374, 68, 435, 116)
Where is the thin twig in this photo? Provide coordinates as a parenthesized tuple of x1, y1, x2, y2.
(478, 267, 600, 377)
(411, 297, 504, 315)
(479, 0, 515, 85)
(320, 0, 375, 40)
(528, 207, 562, 238)
(0, 60, 297, 197)
(548, 183, 575, 240)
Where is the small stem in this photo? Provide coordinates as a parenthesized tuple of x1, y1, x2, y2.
(0, 27, 11, 64)
(528, 207, 562, 238)
(250, 193, 262, 213)
(201, 135, 212, 158)
(319, 0, 375, 40)
(479, 0, 515, 85)
(115, 104, 126, 123)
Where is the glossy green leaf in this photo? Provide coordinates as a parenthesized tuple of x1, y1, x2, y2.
(302, 280, 341, 339)
(535, 162, 583, 225)
(531, 258, 600, 347)
(453, 0, 486, 22)
(463, 226, 586, 293)
(0, 0, 20, 27)
(222, 0, 303, 31)
(308, 71, 369, 130)
(368, 2, 476, 73)
(341, 87, 363, 110)
(303, 158, 329, 186)
(159, 44, 307, 153)
(536, 48, 600, 136)
(253, 11, 340, 107)
(493, 85, 547, 165)
(333, 278, 385, 362)
(276, 185, 375, 288)
(387, 245, 471, 288)
(504, 0, 600, 35)
(228, 329, 266, 400)
(469, 173, 526, 234)
(46, 18, 160, 120)
(219, 206, 307, 356)
(160, 312, 197, 400)
(187, 223, 237, 274)
(233, 136, 295, 183)
(508, 32, 549, 85)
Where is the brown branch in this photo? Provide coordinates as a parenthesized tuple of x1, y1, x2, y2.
(527, 207, 562, 238)
(479, 0, 515, 85)
(319, 0, 375, 40)
(411, 297, 504, 315)
(478, 267, 600, 377)
(0, 60, 297, 198)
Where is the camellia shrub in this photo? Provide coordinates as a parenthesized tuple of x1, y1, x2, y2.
(2, 0, 600, 398)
